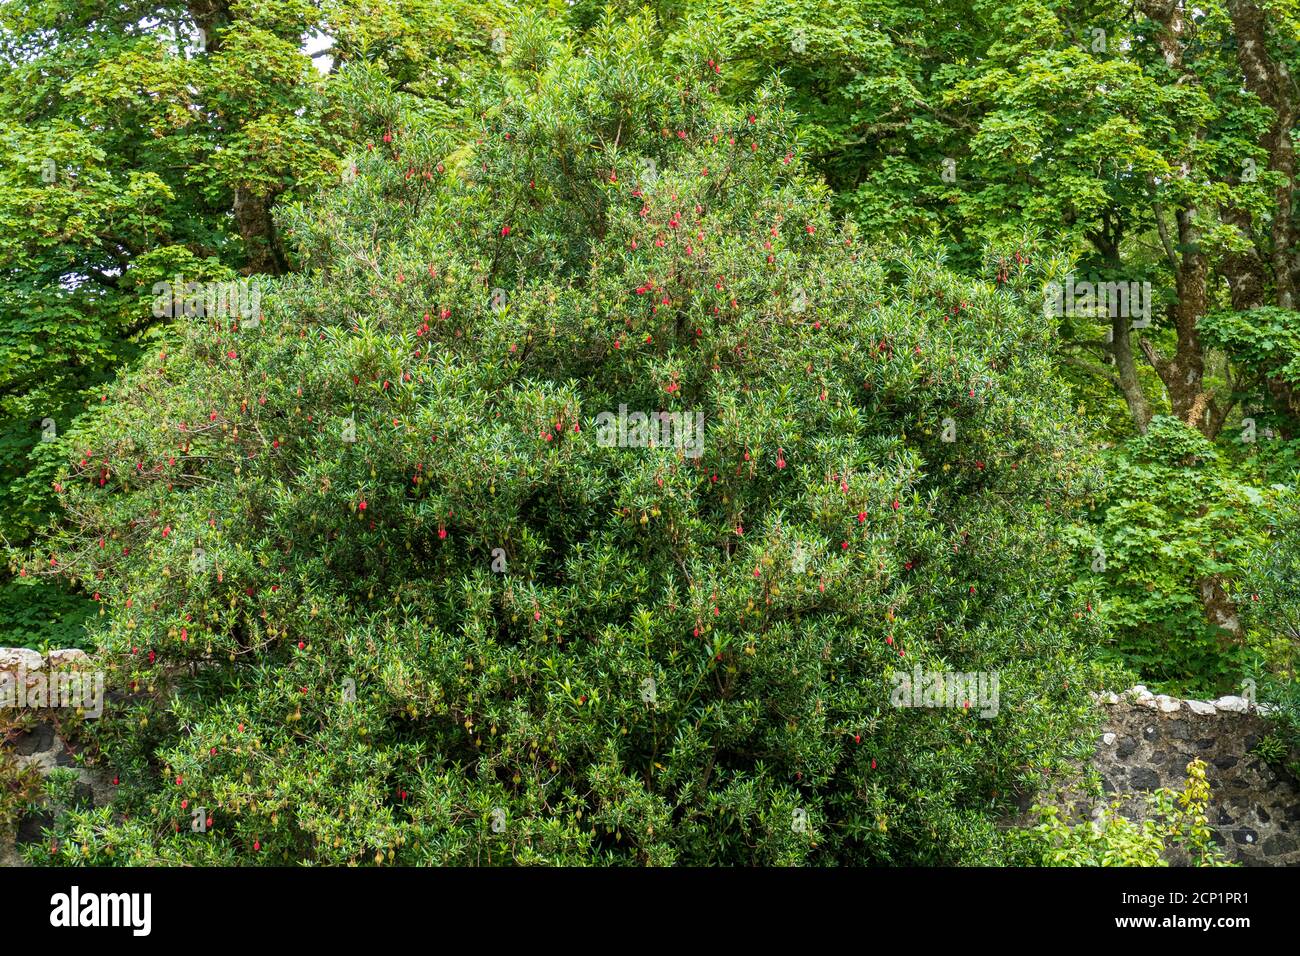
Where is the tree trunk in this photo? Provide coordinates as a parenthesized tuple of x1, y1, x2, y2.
(1227, 0, 1297, 309)
(234, 186, 286, 276)
(1110, 315, 1153, 432)
(1199, 574, 1245, 647)
(1139, 208, 1216, 436)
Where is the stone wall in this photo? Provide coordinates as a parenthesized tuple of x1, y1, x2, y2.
(1048, 686, 1300, 866)
(1, 648, 112, 867)
(1099, 686, 1299, 864)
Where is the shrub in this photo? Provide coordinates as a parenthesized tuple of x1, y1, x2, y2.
(21, 14, 1104, 865)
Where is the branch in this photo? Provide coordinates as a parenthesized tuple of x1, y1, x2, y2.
(1152, 201, 1179, 274)
(1208, 392, 1240, 439)
(1059, 353, 1121, 388)
(1139, 336, 1172, 382)
(87, 268, 121, 290)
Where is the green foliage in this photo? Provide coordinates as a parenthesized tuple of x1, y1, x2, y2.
(1240, 492, 1300, 762)
(21, 14, 1105, 865)
(706, 0, 1275, 256)
(1251, 733, 1287, 765)
(1201, 308, 1300, 390)
(1242, 489, 1300, 667)
(1201, 306, 1300, 438)
(0, 576, 95, 652)
(1088, 417, 1270, 694)
(1016, 759, 1232, 867)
